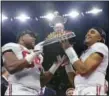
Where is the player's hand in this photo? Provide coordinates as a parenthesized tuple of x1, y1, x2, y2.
(49, 55, 69, 75)
(55, 55, 69, 66)
(59, 36, 72, 50)
(61, 59, 69, 67)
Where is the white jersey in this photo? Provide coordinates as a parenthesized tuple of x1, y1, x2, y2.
(2, 42, 43, 91)
(74, 42, 108, 88)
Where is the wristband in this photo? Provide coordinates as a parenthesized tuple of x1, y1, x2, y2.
(49, 63, 60, 75)
(65, 47, 79, 65)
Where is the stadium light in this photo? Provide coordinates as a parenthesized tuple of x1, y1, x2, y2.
(15, 13, 30, 22)
(40, 13, 55, 21)
(64, 10, 80, 18)
(86, 8, 103, 15)
(2, 14, 8, 22)
(46, 13, 54, 20)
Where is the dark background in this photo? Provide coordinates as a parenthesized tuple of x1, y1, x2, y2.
(1, 1, 109, 95)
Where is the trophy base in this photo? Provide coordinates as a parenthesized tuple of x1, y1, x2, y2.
(43, 37, 76, 65)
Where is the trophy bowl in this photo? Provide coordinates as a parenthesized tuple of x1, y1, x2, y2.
(42, 31, 76, 65)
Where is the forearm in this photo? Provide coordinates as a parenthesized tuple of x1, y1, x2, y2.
(65, 47, 87, 75)
(4, 51, 37, 74)
(65, 64, 76, 88)
(67, 72, 75, 88)
(5, 59, 30, 74)
(40, 71, 53, 87)
(40, 62, 61, 87)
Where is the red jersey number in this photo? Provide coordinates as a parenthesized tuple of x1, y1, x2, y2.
(22, 50, 41, 68)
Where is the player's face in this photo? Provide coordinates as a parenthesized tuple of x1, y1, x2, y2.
(84, 28, 102, 46)
(54, 24, 64, 32)
(22, 34, 36, 49)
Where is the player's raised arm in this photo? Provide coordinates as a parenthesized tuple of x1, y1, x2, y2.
(40, 55, 68, 87)
(59, 37, 105, 76)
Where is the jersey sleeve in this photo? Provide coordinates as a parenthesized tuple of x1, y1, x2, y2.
(2, 43, 23, 62)
(2, 43, 20, 53)
(92, 43, 108, 57)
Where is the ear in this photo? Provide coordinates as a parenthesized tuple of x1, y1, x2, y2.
(97, 36, 102, 42)
(20, 36, 25, 43)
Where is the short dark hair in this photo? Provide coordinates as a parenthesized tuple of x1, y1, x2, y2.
(16, 30, 38, 42)
(92, 27, 106, 43)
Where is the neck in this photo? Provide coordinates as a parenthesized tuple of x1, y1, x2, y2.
(87, 42, 97, 48)
(18, 41, 33, 49)
(87, 43, 92, 48)
(19, 41, 26, 48)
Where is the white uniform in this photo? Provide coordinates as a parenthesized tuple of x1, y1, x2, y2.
(2, 42, 43, 95)
(74, 42, 108, 95)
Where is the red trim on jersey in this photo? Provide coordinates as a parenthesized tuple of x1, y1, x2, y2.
(104, 80, 108, 93)
(96, 85, 101, 96)
(96, 85, 98, 95)
(20, 45, 42, 70)
(9, 83, 12, 96)
(22, 50, 30, 57)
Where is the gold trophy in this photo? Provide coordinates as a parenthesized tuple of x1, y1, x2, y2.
(42, 11, 76, 46)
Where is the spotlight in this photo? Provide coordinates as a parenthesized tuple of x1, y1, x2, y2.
(86, 8, 103, 15)
(40, 13, 54, 21)
(2, 14, 8, 22)
(69, 11, 80, 18)
(64, 10, 80, 18)
(15, 13, 30, 22)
